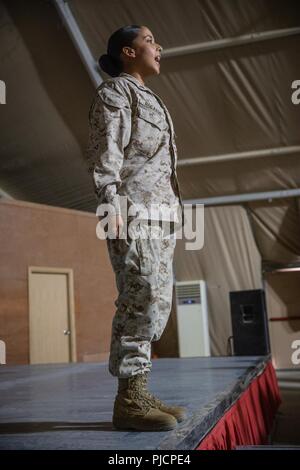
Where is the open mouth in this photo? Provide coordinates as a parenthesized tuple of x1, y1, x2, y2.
(154, 56, 161, 66)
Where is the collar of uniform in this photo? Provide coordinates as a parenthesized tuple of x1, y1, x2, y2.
(119, 72, 150, 91)
(119, 72, 173, 132)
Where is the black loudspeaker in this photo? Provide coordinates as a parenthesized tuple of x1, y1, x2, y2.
(229, 289, 270, 356)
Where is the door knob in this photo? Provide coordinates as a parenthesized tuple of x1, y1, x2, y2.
(63, 329, 71, 335)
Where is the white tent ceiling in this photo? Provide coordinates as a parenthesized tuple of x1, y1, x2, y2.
(1, 0, 299, 210)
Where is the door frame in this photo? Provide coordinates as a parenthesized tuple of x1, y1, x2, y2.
(28, 266, 77, 363)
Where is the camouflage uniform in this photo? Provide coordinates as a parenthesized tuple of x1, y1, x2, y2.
(106, 220, 176, 377)
(86, 72, 183, 378)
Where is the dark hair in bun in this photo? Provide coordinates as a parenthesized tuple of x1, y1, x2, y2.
(98, 25, 141, 77)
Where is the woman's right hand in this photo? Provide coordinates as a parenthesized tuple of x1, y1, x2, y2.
(98, 213, 124, 239)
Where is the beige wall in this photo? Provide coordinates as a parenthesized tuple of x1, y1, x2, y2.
(0, 199, 116, 365)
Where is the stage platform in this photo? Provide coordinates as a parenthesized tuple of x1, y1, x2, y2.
(0, 356, 280, 450)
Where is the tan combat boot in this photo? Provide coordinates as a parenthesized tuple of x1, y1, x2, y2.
(139, 372, 187, 423)
(112, 373, 178, 431)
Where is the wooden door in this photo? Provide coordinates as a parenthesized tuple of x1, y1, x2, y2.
(28, 267, 76, 364)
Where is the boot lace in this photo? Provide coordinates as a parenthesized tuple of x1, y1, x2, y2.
(129, 389, 153, 413)
(120, 373, 166, 411)
(139, 373, 165, 408)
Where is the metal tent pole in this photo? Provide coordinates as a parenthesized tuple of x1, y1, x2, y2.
(183, 188, 300, 207)
(53, 0, 103, 87)
(177, 146, 300, 166)
(162, 26, 300, 58)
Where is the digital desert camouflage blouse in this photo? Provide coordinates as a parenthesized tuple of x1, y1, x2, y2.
(86, 72, 184, 225)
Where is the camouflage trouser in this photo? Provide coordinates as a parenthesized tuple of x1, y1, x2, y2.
(106, 220, 177, 378)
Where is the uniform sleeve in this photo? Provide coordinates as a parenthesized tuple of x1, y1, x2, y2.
(86, 81, 132, 215)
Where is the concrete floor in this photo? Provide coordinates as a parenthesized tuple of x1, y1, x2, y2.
(0, 356, 269, 450)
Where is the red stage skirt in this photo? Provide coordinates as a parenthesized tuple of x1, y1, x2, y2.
(197, 361, 281, 450)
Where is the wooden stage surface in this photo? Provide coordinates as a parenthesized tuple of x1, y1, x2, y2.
(0, 356, 270, 450)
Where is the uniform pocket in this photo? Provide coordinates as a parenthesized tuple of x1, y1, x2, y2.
(107, 222, 159, 276)
(98, 86, 129, 109)
(136, 222, 163, 275)
(114, 223, 153, 276)
(136, 105, 165, 131)
(131, 105, 166, 157)
(135, 236, 153, 275)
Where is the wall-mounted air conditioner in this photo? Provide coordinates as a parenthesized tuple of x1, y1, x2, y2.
(175, 280, 210, 357)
